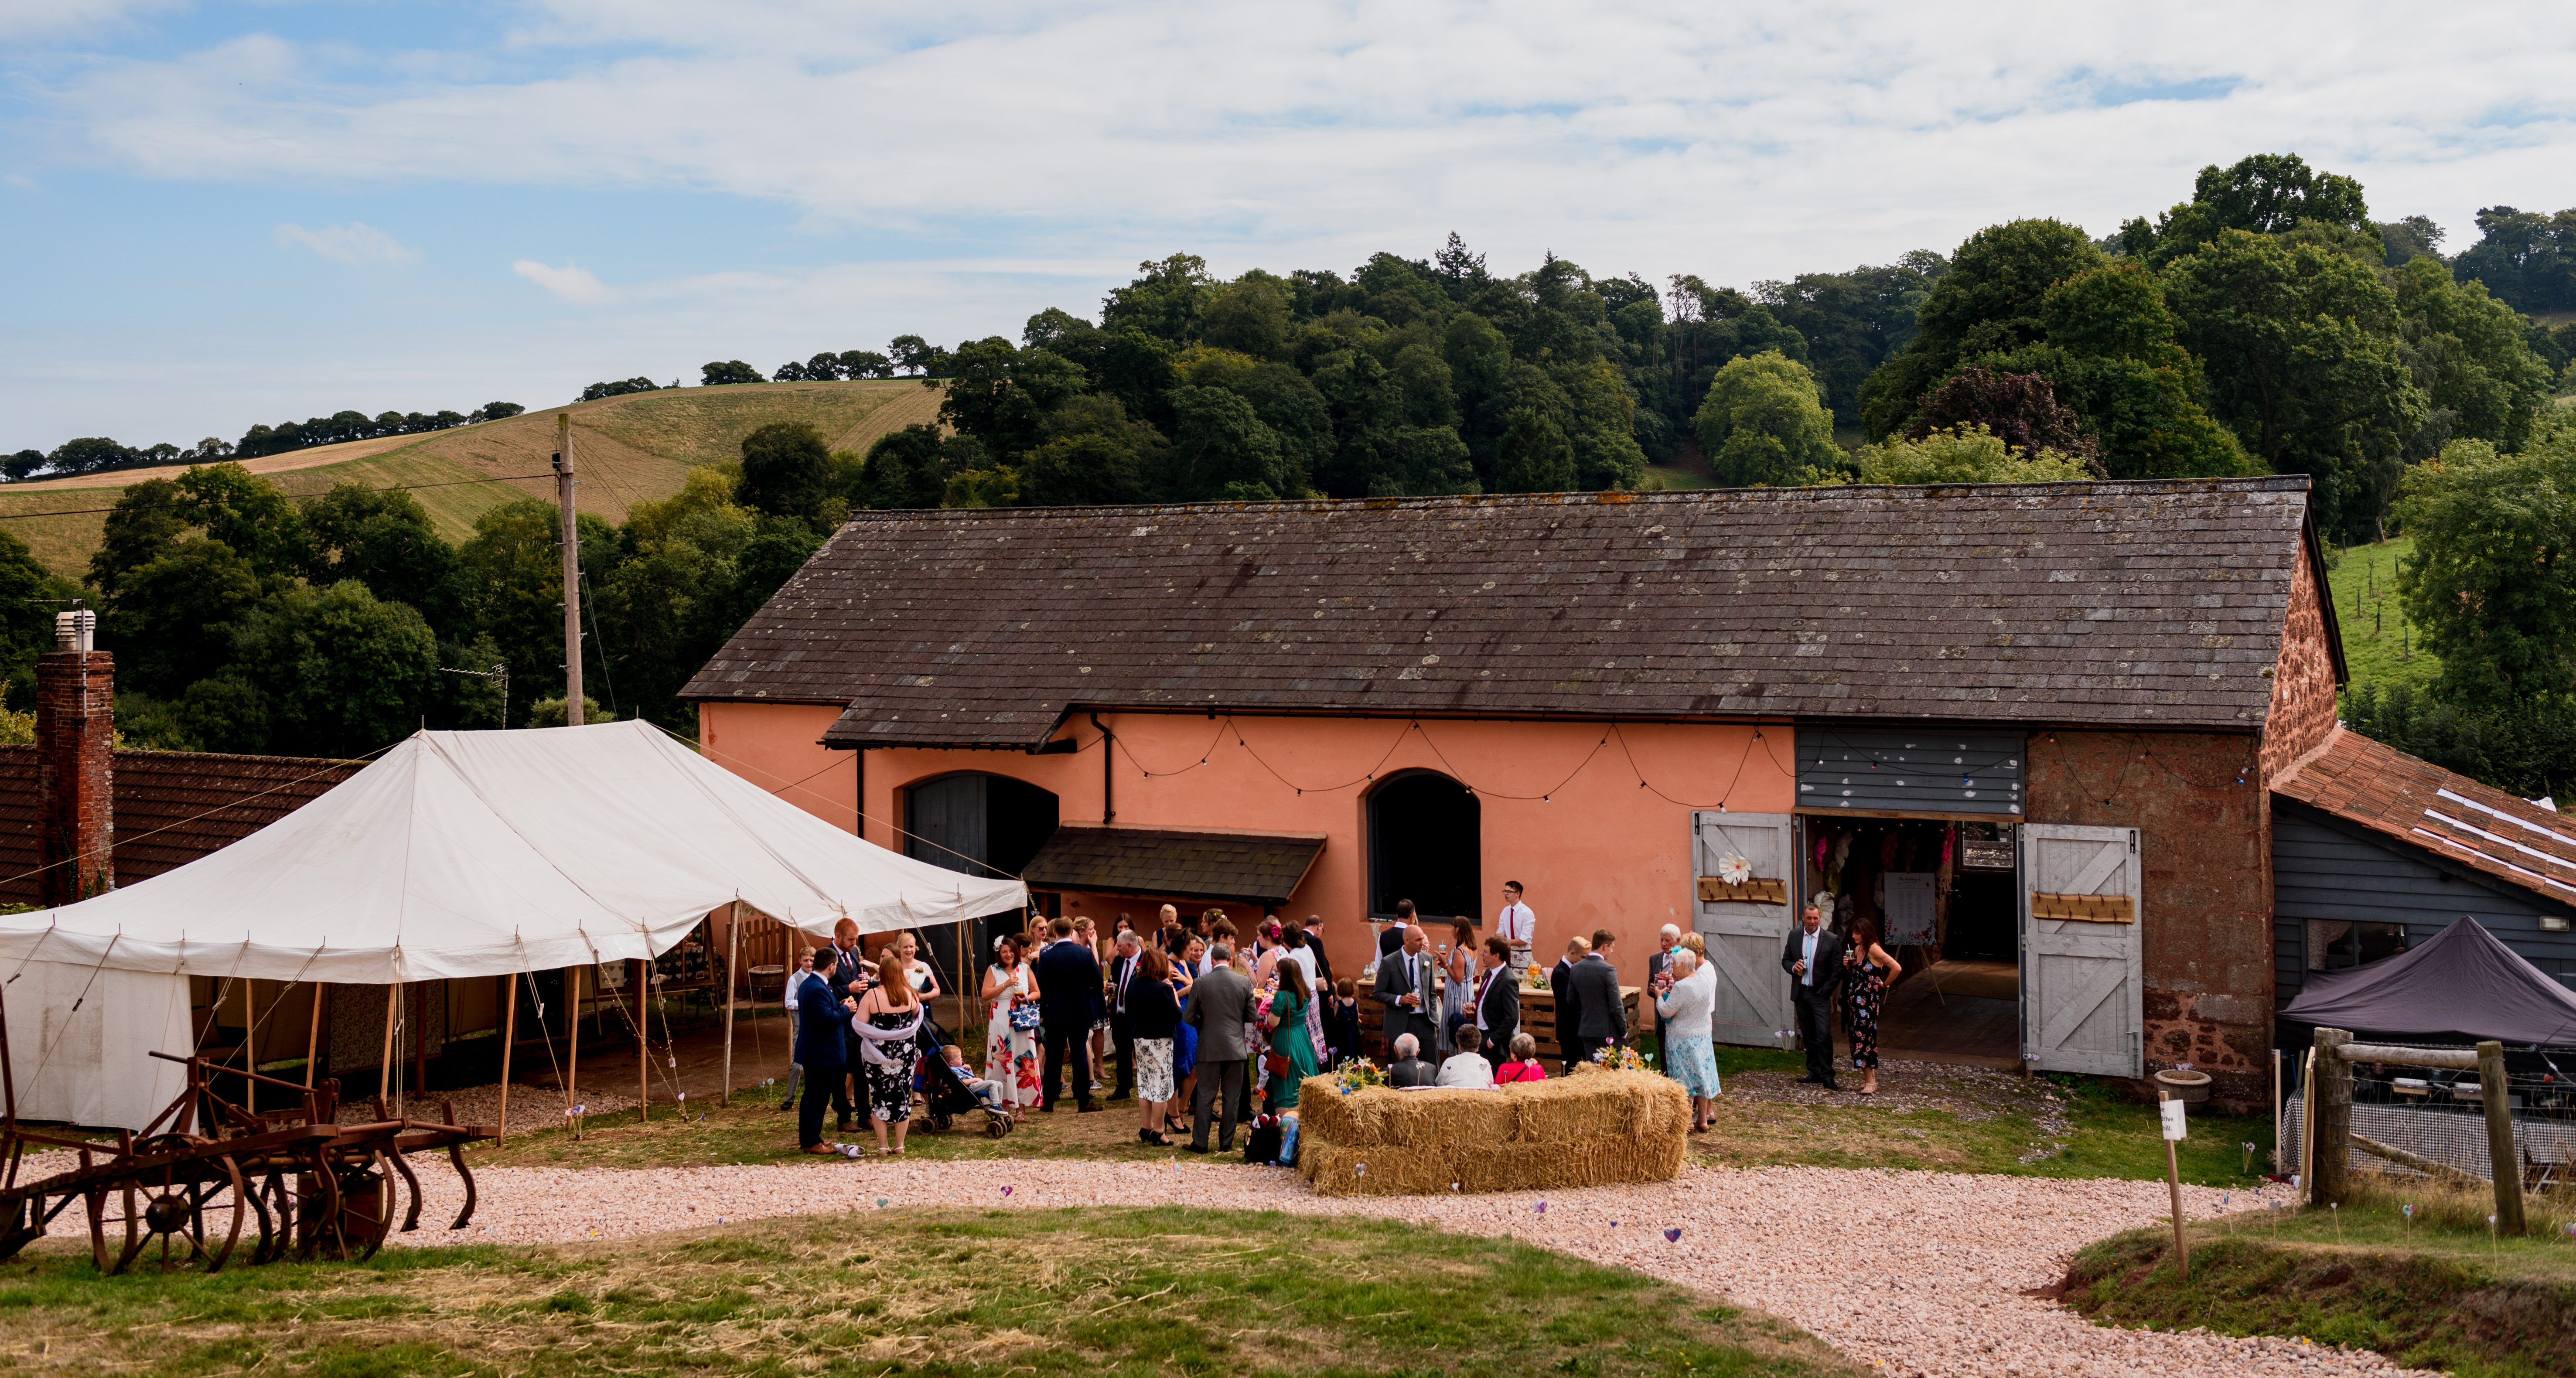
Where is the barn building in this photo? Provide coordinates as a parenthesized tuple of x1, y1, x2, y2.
(682, 476, 2564, 1105)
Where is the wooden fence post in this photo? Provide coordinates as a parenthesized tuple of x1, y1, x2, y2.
(2477, 1040, 2525, 1236)
(2312, 1027, 2353, 1208)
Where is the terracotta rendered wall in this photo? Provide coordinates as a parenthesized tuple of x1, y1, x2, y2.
(2260, 542, 2341, 782)
(2025, 729, 2271, 1105)
(696, 702, 861, 831)
(697, 703, 1793, 989)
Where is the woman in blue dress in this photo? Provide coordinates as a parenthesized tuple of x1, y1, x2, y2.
(1654, 947, 1723, 1132)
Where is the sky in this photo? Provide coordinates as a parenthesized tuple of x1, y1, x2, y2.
(5, 1, 2574, 449)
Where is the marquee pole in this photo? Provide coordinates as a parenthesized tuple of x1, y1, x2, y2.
(242, 980, 259, 1115)
(637, 961, 648, 1122)
(498, 972, 519, 1143)
(304, 981, 324, 1089)
(720, 902, 739, 1108)
(378, 982, 398, 1106)
(566, 965, 582, 1137)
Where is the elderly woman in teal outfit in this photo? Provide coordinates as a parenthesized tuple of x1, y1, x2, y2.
(1263, 959, 1321, 1111)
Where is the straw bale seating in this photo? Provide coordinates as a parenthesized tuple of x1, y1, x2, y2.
(1296, 1067, 1689, 1197)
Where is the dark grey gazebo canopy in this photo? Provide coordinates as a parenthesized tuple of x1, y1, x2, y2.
(2283, 916, 2576, 1047)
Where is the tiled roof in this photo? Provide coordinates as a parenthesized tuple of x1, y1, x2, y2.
(1020, 826, 1326, 906)
(0, 747, 363, 906)
(679, 478, 2322, 749)
(2273, 729, 2576, 910)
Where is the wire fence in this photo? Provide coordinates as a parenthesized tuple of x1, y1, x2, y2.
(2282, 1056, 2576, 1187)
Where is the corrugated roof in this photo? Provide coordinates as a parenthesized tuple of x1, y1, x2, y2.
(2273, 729, 2576, 911)
(1019, 825, 1326, 906)
(680, 478, 2321, 749)
(0, 747, 363, 906)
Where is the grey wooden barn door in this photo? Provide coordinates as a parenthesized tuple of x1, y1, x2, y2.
(2020, 823, 2143, 1077)
(1692, 812, 1795, 1046)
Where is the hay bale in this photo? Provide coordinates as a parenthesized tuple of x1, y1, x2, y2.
(1297, 1070, 1687, 1197)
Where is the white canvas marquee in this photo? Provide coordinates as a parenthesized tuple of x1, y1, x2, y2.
(1, 721, 1025, 1126)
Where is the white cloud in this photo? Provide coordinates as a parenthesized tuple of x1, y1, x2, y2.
(0, 0, 178, 40)
(273, 221, 419, 265)
(513, 259, 610, 302)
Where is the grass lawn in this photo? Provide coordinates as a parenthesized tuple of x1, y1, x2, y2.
(468, 1085, 1250, 1170)
(2324, 535, 2440, 701)
(1694, 1049, 2277, 1188)
(0, 1207, 1862, 1378)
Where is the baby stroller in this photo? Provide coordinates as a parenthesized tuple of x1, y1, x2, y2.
(919, 1054, 1015, 1138)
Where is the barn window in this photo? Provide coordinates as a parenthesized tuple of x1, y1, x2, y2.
(1366, 770, 1480, 924)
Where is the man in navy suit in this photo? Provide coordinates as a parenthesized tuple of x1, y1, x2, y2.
(794, 947, 850, 1154)
(1032, 916, 1103, 1112)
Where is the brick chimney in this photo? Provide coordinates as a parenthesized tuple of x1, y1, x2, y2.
(37, 610, 113, 907)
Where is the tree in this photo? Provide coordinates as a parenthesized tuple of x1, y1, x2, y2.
(1859, 220, 2100, 438)
(1101, 254, 1214, 345)
(48, 437, 135, 476)
(473, 402, 525, 421)
(2118, 153, 2372, 267)
(889, 335, 949, 378)
(101, 537, 264, 699)
(2163, 229, 2426, 536)
(581, 378, 661, 402)
(838, 349, 895, 379)
(2395, 424, 2576, 709)
(302, 483, 464, 633)
(1020, 434, 1148, 505)
(1906, 368, 2102, 473)
(935, 339, 1086, 459)
(458, 499, 618, 724)
(1491, 408, 1575, 492)
(700, 360, 765, 386)
(202, 580, 440, 757)
(3, 450, 41, 481)
(0, 526, 75, 695)
(1834, 426, 2096, 485)
(854, 425, 963, 510)
(2377, 215, 2446, 268)
(1159, 386, 1287, 501)
(737, 421, 839, 532)
(1694, 351, 1840, 486)
(2388, 256, 2553, 456)
(2450, 205, 2576, 315)
(1201, 274, 1294, 360)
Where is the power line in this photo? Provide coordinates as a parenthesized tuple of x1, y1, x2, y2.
(0, 470, 562, 520)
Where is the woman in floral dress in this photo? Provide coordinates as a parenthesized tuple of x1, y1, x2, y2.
(1841, 918, 1901, 1095)
(980, 933, 1042, 1113)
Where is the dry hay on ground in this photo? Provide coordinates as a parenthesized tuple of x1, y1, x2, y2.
(1298, 1067, 1687, 1196)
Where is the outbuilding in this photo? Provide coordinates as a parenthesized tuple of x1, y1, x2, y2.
(684, 477, 2356, 1104)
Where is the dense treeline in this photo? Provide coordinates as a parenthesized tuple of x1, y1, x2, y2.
(4, 401, 525, 483)
(6, 150, 2571, 790)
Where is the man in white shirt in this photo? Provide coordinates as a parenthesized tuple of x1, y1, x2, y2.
(1435, 1026, 1494, 1087)
(1778, 902, 1847, 1090)
(776, 948, 812, 1109)
(1494, 882, 1535, 952)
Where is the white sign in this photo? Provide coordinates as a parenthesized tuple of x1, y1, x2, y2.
(2159, 1097, 2187, 1142)
(1883, 873, 1936, 945)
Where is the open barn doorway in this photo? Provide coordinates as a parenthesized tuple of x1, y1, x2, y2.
(903, 772, 1058, 996)
(1796, 815, 2021, 1067)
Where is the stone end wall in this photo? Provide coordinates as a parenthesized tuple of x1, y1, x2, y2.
(2261, 542, 2341, 782)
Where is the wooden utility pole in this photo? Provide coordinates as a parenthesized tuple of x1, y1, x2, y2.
(553, 413, 583, 725)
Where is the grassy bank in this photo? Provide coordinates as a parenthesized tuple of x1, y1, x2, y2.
(0, 1207, 1861, 1378)
(2325, 535, 2440, 700)
(1694, 1050, 2276, 1188)
(2061, 1224, 2576, 1378)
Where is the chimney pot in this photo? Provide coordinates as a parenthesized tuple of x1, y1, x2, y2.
(52, 609, 94, 652)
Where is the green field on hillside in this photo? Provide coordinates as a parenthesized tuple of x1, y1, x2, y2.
(0, 381, 941, 578)
(2324, 536, 2440, 703)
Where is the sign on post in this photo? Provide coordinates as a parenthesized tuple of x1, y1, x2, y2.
(2160, 1097, 2187, 1141)
(2159, 1089, 2188, 1280)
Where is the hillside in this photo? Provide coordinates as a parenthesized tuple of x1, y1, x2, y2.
(2326, 536, 2440, 705)
(0, 380, 941, 577)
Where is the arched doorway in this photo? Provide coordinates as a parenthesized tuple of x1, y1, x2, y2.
(1366, 770, 1480, 924)
(904, 772, 1058, 986)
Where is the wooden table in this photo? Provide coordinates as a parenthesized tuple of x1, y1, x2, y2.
(1355, 971, 1640, 1063)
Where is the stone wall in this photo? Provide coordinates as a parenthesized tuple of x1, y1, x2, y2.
(2260, 541, 2341, 782)
(2026, 729, 2272, 1109)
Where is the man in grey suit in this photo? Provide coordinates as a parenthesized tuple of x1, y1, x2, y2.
(1373, 923, 1439, 1059)
(1566, 929, 1627, 1068)
(1183, 942, 1257, 1153)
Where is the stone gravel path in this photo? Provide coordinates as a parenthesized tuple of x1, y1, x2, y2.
(386, 1156, 2418, 1378)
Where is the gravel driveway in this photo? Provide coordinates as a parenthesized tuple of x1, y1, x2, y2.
(384, 1156, 2419, 1378)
